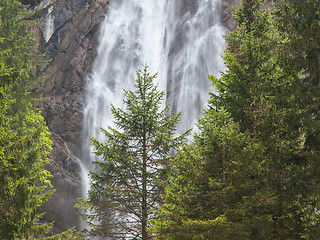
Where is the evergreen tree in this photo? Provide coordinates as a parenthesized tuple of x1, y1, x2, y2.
(153, 108, 270, 240)
(0, 0, 41, 95)
(210, 0, 282, 139)
(0, 90, 53, 239)
(271, 1, 320, 238)
(78, 66, 189, 239)
(154, 0, 320, 238)
(211, 1, 320, 237)
(273, 0, 319, 89)
(0, 1, 55, 239)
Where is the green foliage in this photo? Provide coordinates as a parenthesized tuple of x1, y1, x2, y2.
(0, 0, 56, 239)
(272, 0, 320, 155)
(273, 0, 320, 86)
(0, 0, 42, 96)
(209, 0, 286, 140)
(77, 65, 189, 239)
(0, 96, 53, 239)
(153, 108, 272, 239)
(43, 227, 82, 240)
(154, 0, 320, 239)
(210, 2, 320, 236)
(154, 214, 248, 240)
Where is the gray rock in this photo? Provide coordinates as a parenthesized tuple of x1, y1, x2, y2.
(53, 4, 69, 32)
(70, 0, 88, 12)
(221, 0, 241, 31)
(37, 0, 110, 234)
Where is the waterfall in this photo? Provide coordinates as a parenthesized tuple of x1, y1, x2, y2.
(164, 0, 226, 133)
(81, 0, 226, 225)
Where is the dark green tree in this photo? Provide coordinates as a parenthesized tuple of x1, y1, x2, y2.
(210, 0, 284, 139)
(273, 0, 319, 89)
(211, 0, 320, 238)
(270, 1, 320, 238)
(154, 0, 320, 239)
(0, 0, 41, 94)
(78, 66, 189, 239)
(153, 108, 271, 240)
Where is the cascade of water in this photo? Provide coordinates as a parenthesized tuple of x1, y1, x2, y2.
(81, 0, 166, 169)
(80, 0, 226, 224)
(164, 0, 226, 133)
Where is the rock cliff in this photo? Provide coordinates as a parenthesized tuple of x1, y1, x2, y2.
(222, 0, 241, 31)
(25, 0, 110, 233)
(28, 0, 239, 234)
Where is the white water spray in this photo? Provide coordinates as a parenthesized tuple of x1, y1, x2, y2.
(80, 0, 226, 232)
(81, 0, 168, 171)
(163, 0, 226, 133)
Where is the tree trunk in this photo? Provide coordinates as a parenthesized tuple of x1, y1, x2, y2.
(142, 128, 148, 240)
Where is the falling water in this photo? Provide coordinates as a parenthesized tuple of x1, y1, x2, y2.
(164, 0, 226, 133)
(80, 0, 226, 229)
(82, 0, 166, 168)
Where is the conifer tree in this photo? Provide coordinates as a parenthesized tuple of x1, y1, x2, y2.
(78, 66, 189, 239)
(273, 0, 319, 89)
(154, 0, 320, 238)
(0, 90, 53, 239)
(210, 0, 320, 237)
(0, 0, 40, 95)
(270, 1, 320, 238)
(0, 1, 55, 239)
(153, 108, 270, 239)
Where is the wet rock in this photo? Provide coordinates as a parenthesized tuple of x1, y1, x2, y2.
(36, 0, 110, 234)
(221, 0, 241, 31)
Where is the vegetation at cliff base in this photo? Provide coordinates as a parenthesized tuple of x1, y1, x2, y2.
(1, 0, 319, 239)
(153, 0, 320, 239)
(77, 65, 189, 239)
(0, 1, 81, 239)
(0, 0, 55, 238)
(79, 0, 319, 238)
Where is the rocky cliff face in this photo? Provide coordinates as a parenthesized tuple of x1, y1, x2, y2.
(26, 0, 110, 233)
(30, 0, 239, 234)
(221, 0, 274, 31)
(222, 0, 241, 31)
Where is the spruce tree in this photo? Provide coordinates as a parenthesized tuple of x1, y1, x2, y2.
(0, 0, 40, 94)
(154, 0, 320, 238)
(0, 90, 53, 239)
(271, 1, 320, 238)
(211, 0, 320, 238)
(0, 1, 55, 239)
(78, 66, 189, 239)
(153, 108, 270, 239)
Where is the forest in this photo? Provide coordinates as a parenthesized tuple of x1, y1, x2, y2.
(0, 0, 319, 239)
